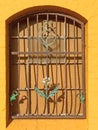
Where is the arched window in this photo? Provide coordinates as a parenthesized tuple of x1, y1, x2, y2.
(9, 11, 85, 118)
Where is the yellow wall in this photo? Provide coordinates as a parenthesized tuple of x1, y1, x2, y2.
(0, 0, 98, 130)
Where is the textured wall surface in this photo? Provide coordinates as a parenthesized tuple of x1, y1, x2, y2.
(0, 0, 98, 130)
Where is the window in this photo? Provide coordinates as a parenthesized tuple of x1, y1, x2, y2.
(9, 12, 85, 118)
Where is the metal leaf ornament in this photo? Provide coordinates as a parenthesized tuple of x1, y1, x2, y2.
(76, 91, 85, 103)
(47, 85, 58, 99)
(10, 90, 19, 102)
(80, 91, 85, 102)
(34, 85, 46, 98)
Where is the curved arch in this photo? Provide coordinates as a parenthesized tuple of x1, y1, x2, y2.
(6, 5, 87, 24)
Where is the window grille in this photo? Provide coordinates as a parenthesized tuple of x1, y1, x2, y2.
(10, 12, 85, 118)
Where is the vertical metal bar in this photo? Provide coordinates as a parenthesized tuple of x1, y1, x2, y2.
(17, 22, 20, 115)
(45, 14, 49, 114)
(33, 65, 38, 115)
(36, 14, 39, 114)
(27, 62, 30, 115)
(76, 25, 81, 115)
(40, 18, 46, 115)
(31, 19, 35, 115)
(59, 18, 64, 114)
(42, 64, 46, 114)
(73, 20, 77, 116)
(27, 17, 31, 115)
(50, 62, 54, 84)
(23, 29, 28, 92)
(68, 22, 73, 115)
(50, 56, 55, 114)
(64, 16, 67, 115)
(76, 25, 83, 116)
(55, 15, 58, 115)
(46, 14, 49, 77)
(81, 23, 85, 117)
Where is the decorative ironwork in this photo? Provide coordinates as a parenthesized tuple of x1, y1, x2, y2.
(38, 20, 57, 50)
(79, 91, 85, 102)
(10, 90, 19, 102)
(10, 12, 85, 118)
(35, 21, 59, 99)
(34, 77, 59, 99)
(76, 91, 85, 103)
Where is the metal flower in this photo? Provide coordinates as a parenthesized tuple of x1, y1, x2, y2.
(42, 77, 50, 86)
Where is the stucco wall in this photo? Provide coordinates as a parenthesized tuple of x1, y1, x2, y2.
(0, 0, 98, 130)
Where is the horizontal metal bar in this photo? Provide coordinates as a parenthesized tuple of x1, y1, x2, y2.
(12, 62, 82, 65)
(16, 88, 83, 91)
(11, 51, 82, 55)
(11, 36, 82, 40)
(11, 114, 85, 119)
(11, 55, 82, 59)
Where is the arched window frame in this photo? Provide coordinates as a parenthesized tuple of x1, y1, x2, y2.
(8, 8, 86, 119)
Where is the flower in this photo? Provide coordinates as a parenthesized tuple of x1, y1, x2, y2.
(42, 77, 50, 86)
